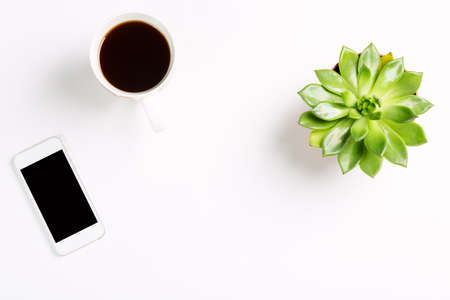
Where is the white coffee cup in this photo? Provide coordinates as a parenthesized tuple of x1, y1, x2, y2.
(89, 12, 175, 132)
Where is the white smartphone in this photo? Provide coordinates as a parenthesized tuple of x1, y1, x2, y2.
(13, 136, 105, 255)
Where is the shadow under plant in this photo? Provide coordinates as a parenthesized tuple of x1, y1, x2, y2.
(274, 101, 338, 179)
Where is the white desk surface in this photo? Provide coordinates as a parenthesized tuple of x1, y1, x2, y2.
(1, 0, 449, 299)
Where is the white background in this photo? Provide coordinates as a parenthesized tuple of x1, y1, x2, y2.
(0, 0, 448, 299)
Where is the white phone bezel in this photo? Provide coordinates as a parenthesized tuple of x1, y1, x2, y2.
(12, 136, 105, 256)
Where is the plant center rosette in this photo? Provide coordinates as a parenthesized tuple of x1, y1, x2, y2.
(298, 43, 433, 177)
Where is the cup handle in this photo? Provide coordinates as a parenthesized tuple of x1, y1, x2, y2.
(140, 98, 165, 133)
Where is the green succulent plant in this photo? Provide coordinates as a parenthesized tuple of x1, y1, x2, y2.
(298, 43, 433, 177)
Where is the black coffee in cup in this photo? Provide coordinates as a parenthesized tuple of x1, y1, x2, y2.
(99, 21, 171, 93)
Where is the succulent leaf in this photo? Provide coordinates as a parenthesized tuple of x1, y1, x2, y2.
(298, 84, 343, 107)
(339, 46, 359, 89)
(382, 71, 423, 102)
(343, 91, 358, 107)
(384, 95, 433, 115)
(315, 69, 353, 95)
(298, 111, 338, 130)
(382, 105, 416, 123)
(384, 120, 427, 146)
(358, 43, 381, 74)
(309, 129, 330, 148)
(382, 123, 408, 167)
(297, 44, 431, 177)
(348, 109, 362, 119)
(338, 139, 363, 174)
(357, 44, 381, 95)
(360, 148, 383, 178)
(368, 111, 382, 120)
(351, 117, 368, 141)
(364, 120, 387, 156)
(357, 65, 373, 97)
(380, 52, 394, 68)
(372, 58, 404, 98)
(322, 119, 353, 156)
(312, 103, 349, 121)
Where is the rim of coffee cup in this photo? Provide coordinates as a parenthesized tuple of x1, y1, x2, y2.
(89, 12, 175, 100)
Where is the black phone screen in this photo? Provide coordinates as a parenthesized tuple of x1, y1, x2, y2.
(20, 150, 97, 242)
